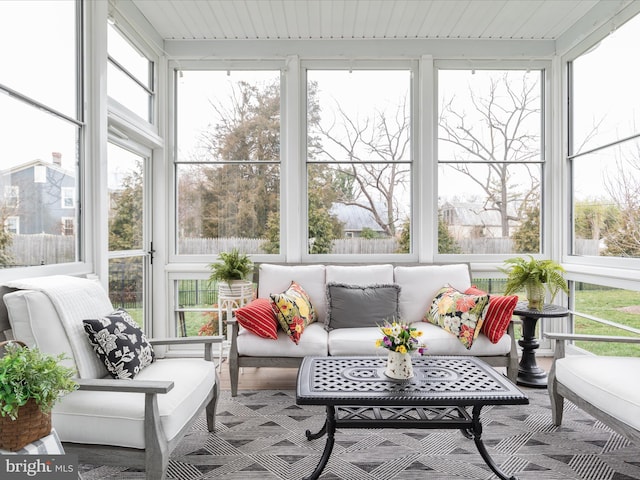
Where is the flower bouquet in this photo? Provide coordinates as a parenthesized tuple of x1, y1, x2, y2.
(376, 320, 425, 380)
(375, 320, 425, 355)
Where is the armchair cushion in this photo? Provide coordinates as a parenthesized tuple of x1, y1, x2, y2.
(52, 358, 216, 449)
(83, 309, 155, 379)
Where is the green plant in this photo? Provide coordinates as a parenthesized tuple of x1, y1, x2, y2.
(208, 249, 254, 285)
(501, 255, 569, 309)
(0, 342, 77, 420)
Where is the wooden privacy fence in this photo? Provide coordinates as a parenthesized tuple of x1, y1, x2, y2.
(6, 234, 604, 265)
(8, 234, 76, 267)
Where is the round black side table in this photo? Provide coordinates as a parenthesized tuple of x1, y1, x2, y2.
(513, 302, 569, 388)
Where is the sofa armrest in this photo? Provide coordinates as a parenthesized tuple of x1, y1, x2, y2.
(543, 332, 640, 360)
(149, 335, 224, 361)
(76, 378, 174, 394)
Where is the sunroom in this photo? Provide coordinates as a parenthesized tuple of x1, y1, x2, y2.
(1, 1, 639, 379)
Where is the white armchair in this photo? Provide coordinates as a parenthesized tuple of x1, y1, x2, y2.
(1, 276, 222, 480)
(545, 332, 640, 444)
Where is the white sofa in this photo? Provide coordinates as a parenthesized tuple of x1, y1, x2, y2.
(228, 263, 518, 396)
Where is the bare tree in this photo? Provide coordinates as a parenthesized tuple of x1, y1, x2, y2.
(315, 97, 411, 237)
(439, 72, 541, 237)
(603, 144, 640, 257)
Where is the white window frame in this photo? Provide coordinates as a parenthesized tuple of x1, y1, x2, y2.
(61, 187, 75, 208)
(300, 59, 418, 264)
(433, 59, 553, 266)
(167, 60, 286, 265)
(5, 216, 19, 235)
(561, 10, 640, 277)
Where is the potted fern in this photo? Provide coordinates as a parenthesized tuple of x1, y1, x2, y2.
(501, 255, 569, 310)
(0, 341, 77, 451)
(209, 249, 254, 298)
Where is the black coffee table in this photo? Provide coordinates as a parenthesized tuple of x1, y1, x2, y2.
(297, 355, 529, 480)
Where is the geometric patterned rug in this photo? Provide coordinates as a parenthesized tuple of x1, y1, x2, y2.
(78, 389, 640, 480)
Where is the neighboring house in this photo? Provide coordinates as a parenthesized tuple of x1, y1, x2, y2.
(440, 201, 518, 240)
(1, 153, 76, 236)
(330, 203, 386, 238)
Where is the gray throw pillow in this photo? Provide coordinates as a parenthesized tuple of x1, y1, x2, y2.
(325, 283, 401, 330)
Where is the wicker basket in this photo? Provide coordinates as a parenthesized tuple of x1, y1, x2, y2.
(0, 341, 53, 451)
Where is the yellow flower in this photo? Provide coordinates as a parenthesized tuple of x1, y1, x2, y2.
(396, 345, 407, 354)
(375, 339, 383, 347)
(382, 327, 392, 335)
(411, 330, 422, 338)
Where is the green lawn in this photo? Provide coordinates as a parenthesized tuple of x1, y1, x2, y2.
(574, 288, 640, 356)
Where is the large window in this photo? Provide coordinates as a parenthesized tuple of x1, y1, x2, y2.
(0, 0, 81, 269)
(175, 69, 281, 256)
(438, 69, 543, 255)
(306, 68, 412, 255)
(570, 14, 640, 259)
(107, 23, 154, 123)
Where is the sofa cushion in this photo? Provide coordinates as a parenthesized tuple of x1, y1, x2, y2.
(556, 356, 640, 432)
(235, 298, 279, 339)
(270, 281, 317, 344)
(328, 326, 389, 356)
(83, 308, 155, 379)
(52, 358, 216, 449)
(326, 264, 394, 286)
(466, 286, 518, 344)
(394, 264, 471, 323)
(258, 264, 327, 322)
(410, 321, 512, 355)
(325, 283, 400, 330)
(426, 285, 489, 350)
(237, 322, 328, 357)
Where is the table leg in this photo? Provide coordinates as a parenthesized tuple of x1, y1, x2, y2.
(470, 406, 519, 480)
(303, 405, 336, 480)
(517, 316, 548, 388)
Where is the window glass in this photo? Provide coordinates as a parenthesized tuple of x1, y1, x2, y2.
(107, 24, 153, 122)
(175, 70, 281, 255)
(573, 282, 640, 357)
(306, 69, 412, 254)
(572, 137, 640, 258)
(0, 0, 77, 118)
(572, 14, 640, 155)
(108, 257, 144, 328)
(570, 15, 640, 260)
(174, 279, 219, 337)
(108, 143, 144, 252)
(0, 94, 80, 268)
(438, 69, 543, 254)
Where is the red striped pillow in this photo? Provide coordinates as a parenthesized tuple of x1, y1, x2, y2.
(235, 298, 279, 340)
(465, 286, 518, 344)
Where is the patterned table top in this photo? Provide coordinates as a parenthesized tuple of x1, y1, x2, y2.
(297, 356, 528, 407)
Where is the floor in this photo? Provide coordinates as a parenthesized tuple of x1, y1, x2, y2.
(218, 356, 554, 392)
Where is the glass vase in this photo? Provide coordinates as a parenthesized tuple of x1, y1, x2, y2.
(526, 282, 546, 310)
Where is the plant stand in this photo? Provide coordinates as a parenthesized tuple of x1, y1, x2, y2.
(513, 302, 569, 388)
(217, 281, 253, 370)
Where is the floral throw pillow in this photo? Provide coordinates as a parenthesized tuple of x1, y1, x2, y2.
(426, 285, 490, 350)
(83, 308, 155, 379)
(270, 281, 317, 344)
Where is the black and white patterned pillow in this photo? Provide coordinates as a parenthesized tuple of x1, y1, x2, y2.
(83, 308, 155, 379)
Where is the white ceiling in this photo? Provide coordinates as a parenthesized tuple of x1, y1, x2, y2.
(127, 0, 629, 41)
